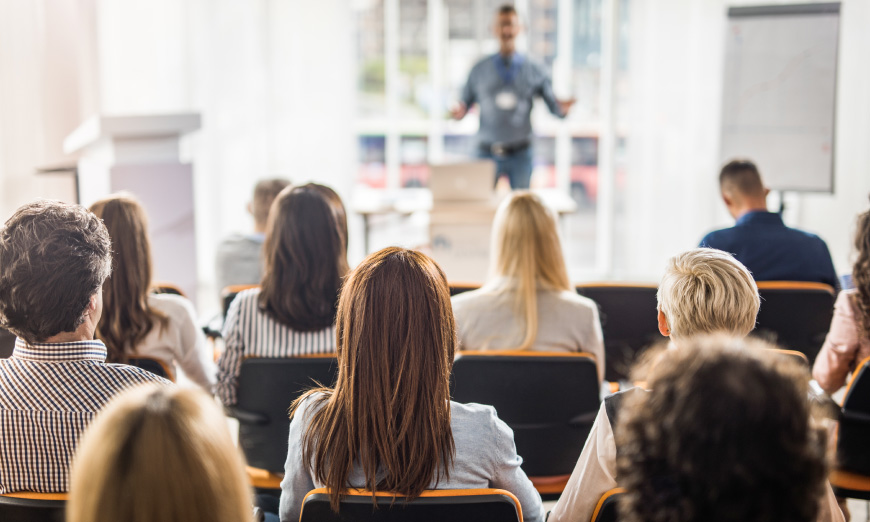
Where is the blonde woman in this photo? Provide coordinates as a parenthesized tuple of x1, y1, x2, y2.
(90, 194, 215, 390)
(451, 191, 604, 381)
(68, 384, 254, 522)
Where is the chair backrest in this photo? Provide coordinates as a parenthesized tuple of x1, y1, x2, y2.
(232, 356, 339, 472)
(0, 492, 67, 522)
(299, 488, 522, 522)
(575, 283, 662, 382)
(837, 357, 870, 475)
(221, 284, 260, 317)
(449, 281, 482, 297)
(590, 488, 624, 522)
(128, 356, 176, 382)
(450, 351, 600, 477)
(754, 281, 835, 364)
(770, 348, 809, 367)
(152, 282, 186, 297)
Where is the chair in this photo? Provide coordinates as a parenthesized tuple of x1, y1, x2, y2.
(450, 351, 600, 495)
(0, 492, 67, 522)
(831, 357, 870, 499)
(152, 282, 186, 297)
(226, 355, 339, 488)
(128, 356, 176, 382)
(221, 284, 260, 318)
(449, 281, 482, 297)
(590, 488, 624, 522)
(769, 348, 809, 367)
(754, 281, 835, 364)
(299, 488, 522, 522)
(575, 283, 662, 382)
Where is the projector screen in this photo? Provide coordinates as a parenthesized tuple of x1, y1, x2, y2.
(720, 3, 840, 193)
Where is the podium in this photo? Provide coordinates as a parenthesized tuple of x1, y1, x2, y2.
(64, 113, 202, 300)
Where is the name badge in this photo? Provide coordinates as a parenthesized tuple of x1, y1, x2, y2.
(495, 90, 518, 110)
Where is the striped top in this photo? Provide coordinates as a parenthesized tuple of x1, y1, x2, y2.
(216, 288, 335, 405)
(0, 338, 169, 493)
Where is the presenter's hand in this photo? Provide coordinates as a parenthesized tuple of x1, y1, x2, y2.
(557, 98, 576, 116)
(450, 102, 468, 120)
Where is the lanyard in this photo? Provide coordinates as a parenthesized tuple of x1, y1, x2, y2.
(493, 53, 523, 85)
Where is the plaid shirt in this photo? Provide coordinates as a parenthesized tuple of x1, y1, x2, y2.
(0, 338, 168, 493)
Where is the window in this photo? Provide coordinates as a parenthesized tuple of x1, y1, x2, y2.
(351, 0, 630, 277)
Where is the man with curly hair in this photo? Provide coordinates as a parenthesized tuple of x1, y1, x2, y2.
(0, 200, 168, 493)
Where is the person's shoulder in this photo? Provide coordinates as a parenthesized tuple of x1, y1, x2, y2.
(552, 289, 598, 312)
(217, 233, 261, 251)
(293, 390, 330, 421)
(700, 226, 735, 246)
(451, 287, 492, 309)
(148, 292, 197, 316)
(104, 362, 173, 385)
(449, 400, 501, 432)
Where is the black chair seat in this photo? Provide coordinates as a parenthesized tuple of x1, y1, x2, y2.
(300, 488, 521, 522)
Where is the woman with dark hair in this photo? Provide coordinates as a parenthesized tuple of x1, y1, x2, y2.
(216, 183, 349, 406)
(90, 194, 215, 390)
(278, 247, 543, 522)
(813, 201, 870, 394)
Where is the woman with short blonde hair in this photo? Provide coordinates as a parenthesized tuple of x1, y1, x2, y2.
(656, 247, 760, 341)
(68, 384, 253, 522)
(451, 192, 604, 380)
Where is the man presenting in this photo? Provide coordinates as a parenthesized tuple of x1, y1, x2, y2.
(699, 159, 840, 290)
(452, 4, 574, 189)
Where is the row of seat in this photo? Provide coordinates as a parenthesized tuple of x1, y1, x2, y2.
(230, 351, 599, 494)
(448, 280, 836, 380)
(0, 487, 620, 522)
(3, 356, 869, 522)
(219, 280, 835, 382)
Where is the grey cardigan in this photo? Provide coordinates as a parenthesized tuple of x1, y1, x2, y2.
(278, 393, 544, 522)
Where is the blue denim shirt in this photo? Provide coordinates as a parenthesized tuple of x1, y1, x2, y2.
(462, 53, 564, 146)
(700, 210, 839, 291)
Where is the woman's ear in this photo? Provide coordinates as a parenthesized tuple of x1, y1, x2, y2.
(657, 309, 670, 337)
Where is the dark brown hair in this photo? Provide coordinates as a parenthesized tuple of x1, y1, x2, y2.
(616, 335, 827, 522)
(252, 178, 291, 228)
(293, 247, 456, 511)
(498, 4, 517, 16)
(0, 200, 111, 344)
(258, 184, 349, 331)
(851, 199, 870, 338)
(89, 195, 167, 363)
(719, 159, 764, 197)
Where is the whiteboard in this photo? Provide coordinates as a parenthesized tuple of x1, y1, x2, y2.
(721, 3, 840, 193)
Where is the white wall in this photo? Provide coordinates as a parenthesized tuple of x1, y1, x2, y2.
(617, 0, 870, 281)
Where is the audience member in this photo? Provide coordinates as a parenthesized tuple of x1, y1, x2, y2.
(68, 384, 254, 522)
(813, 201, 870, 394)
(0, 200, 167, 493)
(549, 247, 843, 522)
(215, 178, 291, 293)
(616, 336, 828, 522)
(451, 191, 604, 380)
(90, 194, 215, 390)
(700, 159, 839, 290)
(278, 247, 544, 522)
(216, 183, 348, 406)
